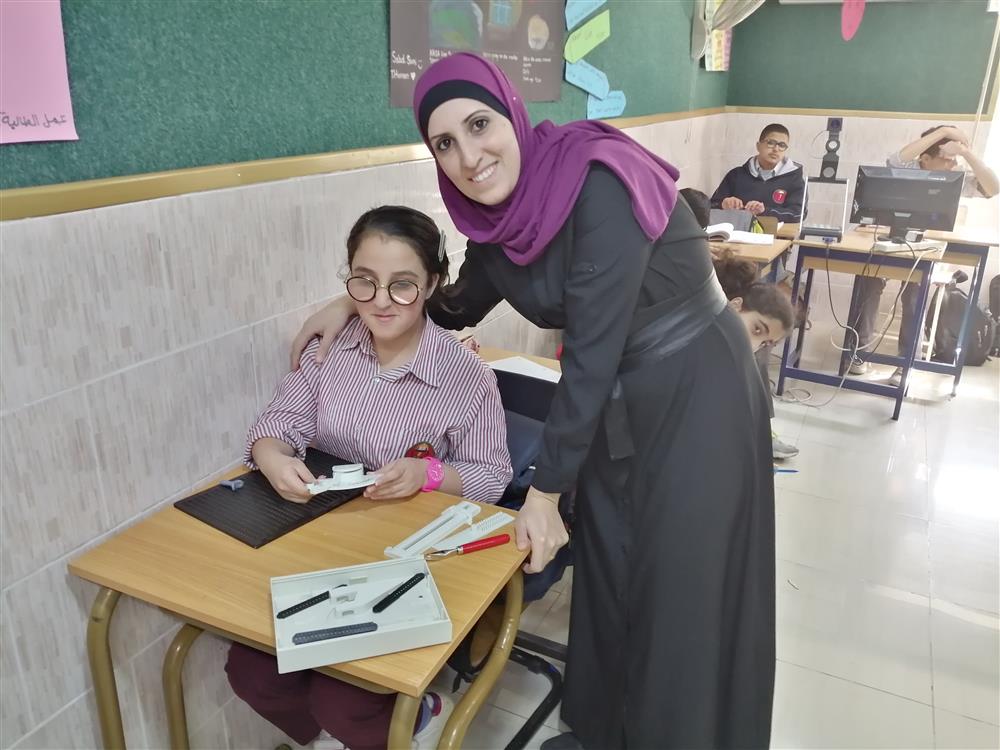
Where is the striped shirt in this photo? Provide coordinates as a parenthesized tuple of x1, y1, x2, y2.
(245, 317, 512, 503)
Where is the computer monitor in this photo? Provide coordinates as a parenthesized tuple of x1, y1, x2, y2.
(849, 165, 963, 242)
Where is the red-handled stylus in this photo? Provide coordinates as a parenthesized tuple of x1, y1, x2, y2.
(425, 533, 510, 560)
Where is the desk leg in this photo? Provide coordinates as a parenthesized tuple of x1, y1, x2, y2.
(895, 262, 933, 421)
(387, 694, 421, 750)
(767, 253, 782, 283)
(839, 276, 865, 377)
(163, 624, 203, 750)
(949, 243, 989, 396)
(796, 269, 815, 369)
(87, 587, 125, 750)
(438, 570, 524, 750)
(777, 252, 807, 397)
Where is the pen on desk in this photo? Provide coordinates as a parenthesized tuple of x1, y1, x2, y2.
(276, 590, 331, 619)
(372, 573, 425, 614)
(425, 533, 511, 560)
(774, 468, 798, 474)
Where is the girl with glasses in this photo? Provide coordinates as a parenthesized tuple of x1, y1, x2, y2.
(710, 122, 806, 222)
(227, 205, 512, 750)
(246, 204, 511, 506)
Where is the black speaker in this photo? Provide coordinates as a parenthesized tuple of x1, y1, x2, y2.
(820, 117, 842, 180)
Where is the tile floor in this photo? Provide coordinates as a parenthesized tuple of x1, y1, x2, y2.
(440, 318, 999, 749)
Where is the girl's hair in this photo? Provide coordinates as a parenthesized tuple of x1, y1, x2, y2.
(713, 247, 758, 299)
(679, 187, 711, 229)
(346, 206, 450, 304)
(713, 248, 795, 333)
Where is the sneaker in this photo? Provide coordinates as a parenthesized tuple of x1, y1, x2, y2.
(312, 730, 345, 750)
(772, 433, 799, 460)
(889, 367, 903, 387)
(412, 692, 454, 750)
(848, 357, 869, 376)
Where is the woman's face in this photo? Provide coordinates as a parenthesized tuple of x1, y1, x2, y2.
(426, 97, 521, 206)
(348, 233, 436, 344)
(730, 298, 787, 352)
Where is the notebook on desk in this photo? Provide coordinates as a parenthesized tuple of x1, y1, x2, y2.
(175, 449, 365, 548)
(709, 208, 753, 231)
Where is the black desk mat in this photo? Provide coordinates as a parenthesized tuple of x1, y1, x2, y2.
(174, 449, 365, 548)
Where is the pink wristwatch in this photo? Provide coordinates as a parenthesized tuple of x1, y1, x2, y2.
(421, 457, 445, 492)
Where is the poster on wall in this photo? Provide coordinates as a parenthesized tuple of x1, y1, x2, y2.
(0, 0, 78, 144)
(702, 0, 731, 72)
(389, 0, 565, 107)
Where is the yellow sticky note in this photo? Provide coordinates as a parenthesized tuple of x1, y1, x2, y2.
(564, 9, 610, 64)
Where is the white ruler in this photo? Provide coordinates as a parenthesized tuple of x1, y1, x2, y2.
(384, 501, 481, 558)
(434, 512, 514, 551)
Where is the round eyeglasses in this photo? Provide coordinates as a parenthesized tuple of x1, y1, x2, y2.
(762, 138, 788, 151)
(345, 276, 422, 306)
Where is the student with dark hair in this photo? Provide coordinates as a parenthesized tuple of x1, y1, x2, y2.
(713, 248, 798, 457)
(691, 192, 799, 459)
(848, 126, 997, 384)
(227, 205, 512, 750)
(679, 186, 711, 229)
(711, 123, 806, 222)
(714, 249, 795, 350)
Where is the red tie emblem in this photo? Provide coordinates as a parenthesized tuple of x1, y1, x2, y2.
(772, 189, 787, 204)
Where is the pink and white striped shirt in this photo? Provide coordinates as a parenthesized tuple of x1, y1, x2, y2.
(245, 317, 512, 503)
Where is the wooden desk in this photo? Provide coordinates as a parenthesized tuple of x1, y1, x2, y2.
(776, 222, 800, 240)
(778, 225, 998, 418)
(710, 236, 793, 282)
(70, 473, 528, 749)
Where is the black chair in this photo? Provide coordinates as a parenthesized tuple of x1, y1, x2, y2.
(447, 368, 572, 750)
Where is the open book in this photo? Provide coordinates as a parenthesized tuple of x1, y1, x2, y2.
(706, 223, 775, 245)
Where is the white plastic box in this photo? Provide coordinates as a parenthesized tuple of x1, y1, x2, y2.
(270, 557, 452, 674)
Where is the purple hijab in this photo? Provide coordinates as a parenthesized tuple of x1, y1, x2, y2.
(413, 53, 680, 266)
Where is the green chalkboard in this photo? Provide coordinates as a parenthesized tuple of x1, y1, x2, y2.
(728, 0, 996, 114)
(1, 0, 727, 190)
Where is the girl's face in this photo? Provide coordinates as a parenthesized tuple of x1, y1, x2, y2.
(730, 297, 788, 352)
(426, 97, 521, 206)
(347, 233, 436, 345)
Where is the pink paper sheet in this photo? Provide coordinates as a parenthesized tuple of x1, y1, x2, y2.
(1, 0, 78, 144)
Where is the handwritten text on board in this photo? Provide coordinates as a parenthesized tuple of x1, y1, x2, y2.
(0, 0, 78, 144)
(565, 0, 607, 32)
(564, 59, 610, 99)
(564, 10, 610, 64)
(587, 90, 626, 120)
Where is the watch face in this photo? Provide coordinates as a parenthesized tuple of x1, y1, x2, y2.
(405, 442, 436, 459)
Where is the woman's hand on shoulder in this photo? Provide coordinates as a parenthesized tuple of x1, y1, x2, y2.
(515, 487, 569, 574)
(290, 297, 356, 370)
(365, 458, 427, 500)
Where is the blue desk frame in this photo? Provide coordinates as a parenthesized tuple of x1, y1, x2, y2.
(776, 237, 992, 420)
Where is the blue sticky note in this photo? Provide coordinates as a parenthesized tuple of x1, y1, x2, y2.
(565, 59, 610, 99)
(587, 90, 626, 120)
(565, 0, 607, 31)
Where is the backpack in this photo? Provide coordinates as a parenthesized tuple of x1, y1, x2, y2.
(989, 275, 1000, 357)
(925, 272, 996, 367)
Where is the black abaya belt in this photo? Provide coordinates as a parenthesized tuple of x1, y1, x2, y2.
(603, 272, 728, 461)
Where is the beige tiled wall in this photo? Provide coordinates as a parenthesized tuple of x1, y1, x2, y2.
(2, 108, 992, 747)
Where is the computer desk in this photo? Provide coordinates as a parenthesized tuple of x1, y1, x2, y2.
(69, 471, 527, 750)
(776, 225, 997, 419)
